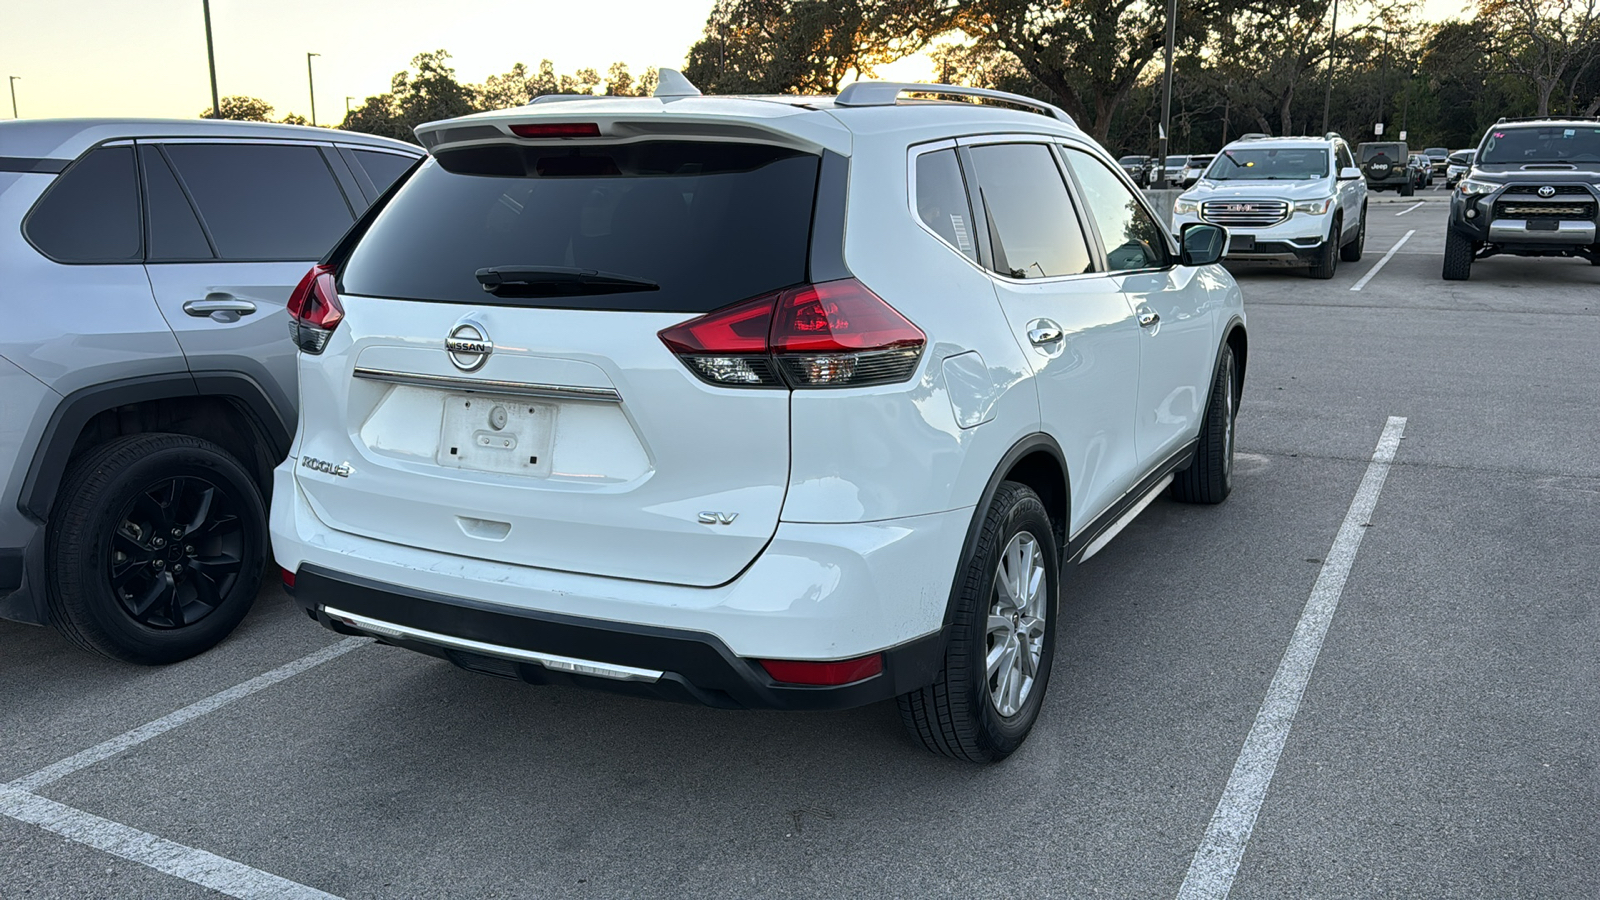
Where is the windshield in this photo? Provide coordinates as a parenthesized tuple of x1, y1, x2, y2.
(1479, 126, 1600, 164)
(1206, 148, 1330, 181)
(341, 141, 819, 311)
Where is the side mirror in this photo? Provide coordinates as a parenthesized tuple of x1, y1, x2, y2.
(1338, 166, 1361, 180)
(1180, 223, 1226, 266)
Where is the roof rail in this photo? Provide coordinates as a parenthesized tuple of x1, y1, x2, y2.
(1237, 132, 1270, 140)
(834, 82, 1075, 127)
(1496, 115, 1600, 124)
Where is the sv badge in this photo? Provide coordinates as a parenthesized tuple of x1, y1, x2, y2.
(698, 512, 739, 526)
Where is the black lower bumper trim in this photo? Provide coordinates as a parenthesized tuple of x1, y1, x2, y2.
(293, 565, 946, 710)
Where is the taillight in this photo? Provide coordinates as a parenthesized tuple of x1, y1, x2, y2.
(658, 279, 924, 389)
(286, 264, 343, 354)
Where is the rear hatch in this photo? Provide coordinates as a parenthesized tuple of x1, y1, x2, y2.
(294, 132, 824, 587)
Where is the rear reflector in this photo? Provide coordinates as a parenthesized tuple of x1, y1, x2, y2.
(759, 654, 884, 686)
(509, 122, 602, 138)
(658, 279, 924, 389)
(280, 567, 296, 589)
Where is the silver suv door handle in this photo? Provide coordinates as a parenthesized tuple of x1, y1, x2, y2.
(1137, 308, 1160, 328)
(1027, 323, 1063, 345)
(183, 295, 257, 322)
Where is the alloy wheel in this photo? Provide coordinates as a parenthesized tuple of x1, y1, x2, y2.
(107, 476, 245, 629)
(986, 531, 1049, 718)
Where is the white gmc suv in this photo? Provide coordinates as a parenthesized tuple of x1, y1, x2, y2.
(1171, 133, 1368, 279)
(271, 73, 1247, 762)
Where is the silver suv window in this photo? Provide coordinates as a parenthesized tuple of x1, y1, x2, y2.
(164, 143, 354, 261)
(24, 146, 141, 262)
(140, 146, 213, 261)
(966, 143, 1093, 279)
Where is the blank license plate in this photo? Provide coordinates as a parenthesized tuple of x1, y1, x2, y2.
(1527, 219, 1559, 231)
(1230, 234, 1255, 251)
(436, 394, 555, 476)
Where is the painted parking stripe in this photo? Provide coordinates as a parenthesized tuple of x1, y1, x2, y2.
(9, 637, 369, 792)
(1349, 231, 1415, 292)
(0, 787, 342, 900)
(1394, 202, 1425, 216)
(1175, 416, 1407, 900)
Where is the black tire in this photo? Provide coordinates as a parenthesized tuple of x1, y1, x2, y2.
(1442, 228, 1474, 281)
(1308, 216, 1340, 279)
(1401, 181, 1414, 197)
(47, 434, 265, 664)
(1340, 206, 1367, 262)
(1171, 346, 1237, 505)
(899, 482, 1058, 763)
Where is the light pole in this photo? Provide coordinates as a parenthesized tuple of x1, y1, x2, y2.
(1156, 0, 1178, 187)
(1320, 0, 1339, 135)
(345, 96, 354, 116)
(306, 52, 320, 126)
(202, 0, 220, 118)
(8, 76, 19, 119)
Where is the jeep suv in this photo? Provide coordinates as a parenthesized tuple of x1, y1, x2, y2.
(1358, 141, 1414, 195)
(1171, 134, 1367, 278)
(271, 74, 1247, 762)
(1444, 118, 1600, 280)
(0, 119, 421, 662)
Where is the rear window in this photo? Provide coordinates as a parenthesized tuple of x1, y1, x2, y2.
(341, 141, 820, 312)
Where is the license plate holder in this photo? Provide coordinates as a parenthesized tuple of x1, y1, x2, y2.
(437, 394, 556, 476)
(1230, 234, 1256, 252)
(1526, 218, 1559, 232)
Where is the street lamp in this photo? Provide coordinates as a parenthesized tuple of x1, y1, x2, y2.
(8, 76, 19, 119)
(306, 52, 320, 126)
(202, 0, 220, 118)
(345, 96, 354, 116)
(1320, 0, 1339, 135)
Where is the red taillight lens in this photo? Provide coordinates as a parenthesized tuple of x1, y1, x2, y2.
(759, 654, 884, 686)
(286, 264, 343, 354)
(509, 122, 601, 138)
(657, 278, 924, 389)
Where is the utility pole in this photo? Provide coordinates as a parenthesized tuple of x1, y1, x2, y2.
(202, 0, 220, 118)
(306, 52, 320, 126)
(8, 76, 19, 119)
(1320, 0, 1339, 134)
(1157, 0, 1178, 187)
(345, 96, 354, 116)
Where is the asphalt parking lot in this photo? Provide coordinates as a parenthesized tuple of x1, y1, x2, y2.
(3, 193, 1597, 899)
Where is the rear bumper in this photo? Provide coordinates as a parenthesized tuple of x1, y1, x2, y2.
(291, 566, 945, 710)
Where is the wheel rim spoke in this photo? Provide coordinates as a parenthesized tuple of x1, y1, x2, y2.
(182, 486, 215, 536)
(987, 530, 1050, 718)
(127, 574, 171, 619)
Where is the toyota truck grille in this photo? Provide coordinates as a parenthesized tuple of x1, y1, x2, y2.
(1493, 202, 1597, 221)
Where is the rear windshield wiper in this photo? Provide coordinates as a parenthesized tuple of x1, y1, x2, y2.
(475, 266, 660, 297)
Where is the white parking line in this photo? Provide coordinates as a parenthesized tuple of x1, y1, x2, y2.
(1175, 416, 1407, 900)
(1349, 231, 1415, 292)
(0, 787, 342, 899)
(1394, 202, 1425, 216)
(10, 637, 369, 792)
(2, 637, 367, 898)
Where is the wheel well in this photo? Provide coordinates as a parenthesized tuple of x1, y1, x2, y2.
(1004, 450, 1068, 554)
(1226, 326, 1248, 399)
(67, 396, 278, 495)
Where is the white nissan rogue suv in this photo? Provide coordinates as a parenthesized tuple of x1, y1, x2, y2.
(271, 73, 1247, 762)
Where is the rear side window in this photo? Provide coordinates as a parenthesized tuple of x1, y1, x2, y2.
(25, 146, 141, 262)
(164, 143, 354, 261)
(914, 149, 977, 263)
(140, 146, 213, 261)
(352, 150, 415, 194)
(341, 141, 820, 312)
(966, 143, 1093, 279)
(1063, 148, 1170, 271)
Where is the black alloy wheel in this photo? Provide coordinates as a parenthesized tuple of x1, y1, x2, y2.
(110, 476, 245, 629)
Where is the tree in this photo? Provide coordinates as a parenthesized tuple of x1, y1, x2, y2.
(684, 0, 952, 94)
(391, 50, 480, 125)
(279, 113, 310, 126)
(1480, 0, 1600, 114)
(340, 94, 409, 142)
(199, 95, 274, 121)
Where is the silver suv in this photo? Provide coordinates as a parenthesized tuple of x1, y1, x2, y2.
(0, 119, 420, 662)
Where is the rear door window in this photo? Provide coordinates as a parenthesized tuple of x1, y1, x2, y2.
(25, 145, 142, 262)
(164, 143, 354, 261)
(966, 142, 1093, 279)
(341, 141, 820, 312)
(140, 146, 214, 261)
(352, 149, 416, 194)
(914, 149, 977, 263)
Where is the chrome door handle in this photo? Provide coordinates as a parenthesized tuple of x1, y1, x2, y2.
(1137, 308, 1160, 328)
(183, 295, 257, 322)
(1027, 325, 1064, 345)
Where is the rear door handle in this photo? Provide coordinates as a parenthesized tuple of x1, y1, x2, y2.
(1137, 308, 1160, 328)
(183, 295, 257, 322)
(1027, 321, 1064, 345)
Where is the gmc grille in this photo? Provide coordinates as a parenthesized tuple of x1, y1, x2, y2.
(1201, 200, 1289, 228)
(1493, 202, 1597, 221)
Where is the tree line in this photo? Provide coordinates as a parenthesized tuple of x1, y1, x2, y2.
(203, 0, 1600, 156)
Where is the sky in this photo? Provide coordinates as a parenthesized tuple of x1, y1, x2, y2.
(4, 0, 1473, 121)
